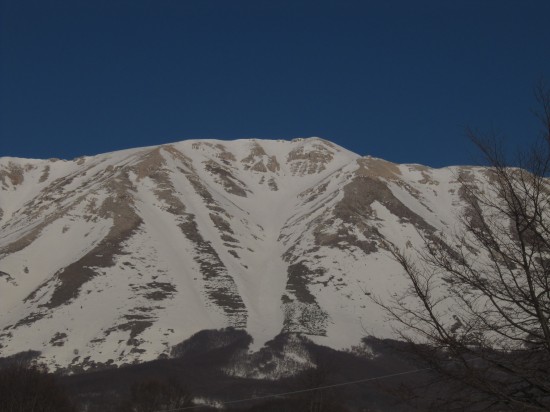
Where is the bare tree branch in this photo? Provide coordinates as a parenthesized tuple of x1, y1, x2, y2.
(374, 82, 550, 411)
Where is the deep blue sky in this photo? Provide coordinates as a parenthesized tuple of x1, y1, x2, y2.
(1, 0, 549, 167)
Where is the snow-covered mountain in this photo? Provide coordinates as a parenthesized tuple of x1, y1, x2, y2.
(0, 137, 488, 370)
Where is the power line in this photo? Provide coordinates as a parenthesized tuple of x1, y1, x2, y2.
(153, 365, 434, 412)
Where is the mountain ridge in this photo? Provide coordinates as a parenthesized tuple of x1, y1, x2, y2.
(0, 137, 488, 370)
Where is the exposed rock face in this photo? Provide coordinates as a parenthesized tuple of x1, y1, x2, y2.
(0, 137, 494, 370)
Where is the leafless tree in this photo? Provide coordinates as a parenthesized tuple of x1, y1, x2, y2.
(374, 82, 550, 411)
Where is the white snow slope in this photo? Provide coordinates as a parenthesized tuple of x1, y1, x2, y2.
(0, 137, 489, 370)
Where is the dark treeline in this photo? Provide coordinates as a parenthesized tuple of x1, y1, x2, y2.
(4, 332, 547, 412)
(0, 362, 76, 412)
(0, 335, 408, 412)
(0, 361, 367, 412)
(56, 330, 411, 412)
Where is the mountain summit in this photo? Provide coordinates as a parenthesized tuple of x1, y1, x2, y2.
(0, 138, 485, 370)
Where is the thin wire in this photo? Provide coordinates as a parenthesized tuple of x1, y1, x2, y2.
(153, 365, 435, 412)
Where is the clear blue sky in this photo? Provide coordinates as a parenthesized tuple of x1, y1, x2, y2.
(1, 0, 549, 167)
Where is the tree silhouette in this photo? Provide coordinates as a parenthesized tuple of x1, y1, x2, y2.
(375, 82, 550, 411)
